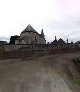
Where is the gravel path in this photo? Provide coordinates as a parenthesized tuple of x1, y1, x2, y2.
(0, 53, 80, 92)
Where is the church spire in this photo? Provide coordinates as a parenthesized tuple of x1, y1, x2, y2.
(41, 29, 44, 35)
(41, 29, 45, 38)
(55, 36, 57, 40)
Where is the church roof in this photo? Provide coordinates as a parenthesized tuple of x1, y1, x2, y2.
(21, 24, 37, 34)
(58, 38, 65, 44)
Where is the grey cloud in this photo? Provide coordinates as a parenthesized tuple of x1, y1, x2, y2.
(44, 18, 80, 42)
(0, 37, 10, 42)
(45, 20, 74, 31)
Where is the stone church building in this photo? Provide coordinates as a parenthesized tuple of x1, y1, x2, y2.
(15, 24, 46, 44)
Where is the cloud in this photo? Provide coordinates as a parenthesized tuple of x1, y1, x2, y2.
(44, 17, 80, 42)
(0, 37, 10, 42)
(0, 0, 80, 43)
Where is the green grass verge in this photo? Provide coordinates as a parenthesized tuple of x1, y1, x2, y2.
(74, 77, 80, 86)
(72, 56, 80, 64)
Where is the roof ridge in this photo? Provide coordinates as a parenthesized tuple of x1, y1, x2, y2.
(21, 24, 37, 34)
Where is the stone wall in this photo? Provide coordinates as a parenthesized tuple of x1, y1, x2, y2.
(4, 44, 48, 52)
(3, 51, 33, 59)
(19, 32, 46, 44)
(0, 44, 48, 60)
(0, 44, 80, 60)
(0, 45, 5, 59)
(48, 48, 80, 55)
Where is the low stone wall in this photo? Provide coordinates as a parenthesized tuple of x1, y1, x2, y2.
(48, 48, 80, 55)
(0, 44, 48, 60)
(5, 44, 33, 51)
(4, 44, 48, 52)
(2, 51, 33, 59)
(0, 44, 80, 60)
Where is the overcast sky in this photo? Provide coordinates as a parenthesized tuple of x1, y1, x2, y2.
(0, 0, 80, 43)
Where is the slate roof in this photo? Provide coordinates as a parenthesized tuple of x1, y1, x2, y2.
(21, 24, 37, 34)
(58, 38, 65, 44)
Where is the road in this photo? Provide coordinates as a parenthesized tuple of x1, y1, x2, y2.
(0, 53, 80, 92)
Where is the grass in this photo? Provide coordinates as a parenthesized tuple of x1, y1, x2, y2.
(74, 76, 80, 86)
(72, 56, 80, 86)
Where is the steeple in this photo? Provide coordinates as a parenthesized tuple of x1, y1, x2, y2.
(41, 29, 43, 34)
(41, 29, 44, 34)
(41, 29, 45, 38)
(55, 36, 57, 40)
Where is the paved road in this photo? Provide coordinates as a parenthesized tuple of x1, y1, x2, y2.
(0, 53, 79, 92)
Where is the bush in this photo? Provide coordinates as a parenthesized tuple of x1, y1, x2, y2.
(72, 57, 80, 64)
(74, 76, 80, 86)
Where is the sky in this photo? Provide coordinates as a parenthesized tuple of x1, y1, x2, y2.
(0, 0, 80, 43)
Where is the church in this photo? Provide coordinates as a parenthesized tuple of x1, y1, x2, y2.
(15, 24, 46, 44)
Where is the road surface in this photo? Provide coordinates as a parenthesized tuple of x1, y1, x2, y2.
(0, 53, 80, 92)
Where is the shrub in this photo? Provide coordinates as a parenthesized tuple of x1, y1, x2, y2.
(74, 76, 80, 86)
(72, 57, 80, 64)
